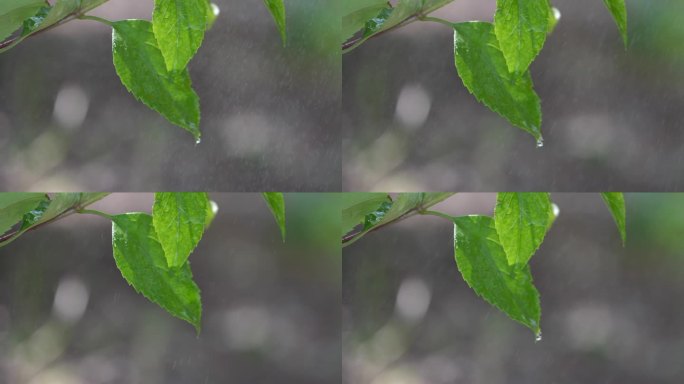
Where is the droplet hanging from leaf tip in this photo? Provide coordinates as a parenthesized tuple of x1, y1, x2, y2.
(195, 137, 201, 145)
(535, 331, 542, 343)
(536, 137, 544, 148)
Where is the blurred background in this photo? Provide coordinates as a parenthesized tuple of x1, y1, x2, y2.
(343, 0, 684, 191)
(0, 193, 341, 383)
(0, 0, 340, 191)
(343, 193, 684, 383)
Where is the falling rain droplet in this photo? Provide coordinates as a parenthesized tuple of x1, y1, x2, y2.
(536, 137, 544, 148)
(535, 331, 543, 343)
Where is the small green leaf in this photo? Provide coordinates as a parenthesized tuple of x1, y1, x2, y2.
(454, 215, 541, 336)
(152, 192, 208, 268)
(602, 0, 628, 47)
(494, 0, 551, 73)
(0, 0, 44, 42)
(262, 0, 286, 45)
(600, 192, 626, 245)
(152, 0, 207, 72)
(262, 192, 286, 241)
(112, 20, 201, 140)
(112, 213, 202, 332)
(341, 193, 391, 236)
(454, 22, 542, 141)
(494, 192, 552, 265)
(0, 193, 47, 235)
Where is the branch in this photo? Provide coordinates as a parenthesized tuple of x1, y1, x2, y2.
(341, 1, 456, 53)
(342, 195, 456, 246)
(0, 0, 111, 52)
(0, 195, 111, 247)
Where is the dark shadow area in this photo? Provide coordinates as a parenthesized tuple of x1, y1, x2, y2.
(343, 0, 684, 191)
(343, 193, 684, 383)
(0, 193, 341, 383)
(0, 0, 340, 191)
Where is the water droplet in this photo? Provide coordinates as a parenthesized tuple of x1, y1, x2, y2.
(536, 137, 544, 148)
(195, 137, 202, 145)
(535, 331, 542, 343)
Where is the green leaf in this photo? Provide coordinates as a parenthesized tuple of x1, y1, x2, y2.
(112, 213, 202, 332)
(0, 193, 47, 235)
(600, 192, 626, 245)
(152, 0, 207, 72)
(453, 22, 542, 141)
(0, 0, 44, 42)
(454, 215, 541, 336)
(341, 193, 391, 236)
(262, 0, 286, 45)
(112, 20, 201, 140)
(494, 0, 551, 73)
(602, 0, 628, 47)
(152, 192, 208, 268)
(262, 192, 286, 241)
(494, 192, 552, 266)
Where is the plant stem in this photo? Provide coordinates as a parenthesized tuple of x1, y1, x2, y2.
(0, 195, 111, 248)
(419, 210, 456, 222)
(342, 194, 457, 247)
(77, 209, 114, 220)
(0, 0, 112, 52)
(78, 14, 114, 26)
(418, 15, 454, 28)
(341, 0, 457, 53)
